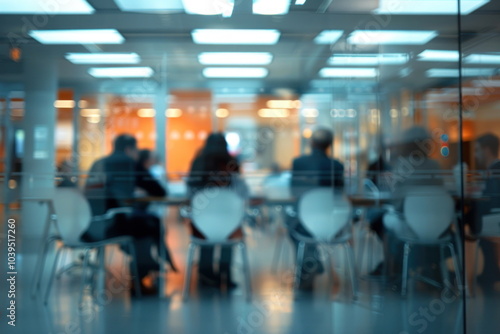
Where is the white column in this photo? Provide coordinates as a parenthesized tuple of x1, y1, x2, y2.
(21, 55, 58, 242)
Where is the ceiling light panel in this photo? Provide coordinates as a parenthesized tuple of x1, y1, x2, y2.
(464, 54, 500, 64)
(314, 30, 344, 45)
(348, 30, 437, 45)
(253, 0, 291, 15)
(29, 29, 125, 44)
(374, 0, 489, 15)
(203, 68, 269, 78)
(192, 29, 281, 44)
(0, 0, 94, 14)
(88, 67, 154, 78)
(114, 0, 184, 12)
(198, 52, 273, 65)
(328, 54, 408, 65)
(65, 53, 141, 64)
(426, 68, 496, 77)
(319, 68, 379, 78)
(417, 50, 460, 61)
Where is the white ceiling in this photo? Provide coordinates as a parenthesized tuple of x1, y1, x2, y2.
(0, 0, 499, 95)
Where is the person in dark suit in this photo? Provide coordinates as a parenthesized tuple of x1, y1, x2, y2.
(289, 127, 345, 289)
(469, 133, 500, 288)
(82, 134, 162, 295)
(187, 133, 248, 288)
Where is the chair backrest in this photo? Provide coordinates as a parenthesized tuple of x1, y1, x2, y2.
(263, 173, 291, 200)
(53, 188, 92, 245)
(191, 188, 246, 242)
(298, 188, 352, 241)
(403, 186, 454, 240)
(481, 209, 500, 237)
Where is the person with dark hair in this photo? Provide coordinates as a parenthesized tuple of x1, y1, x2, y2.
(187, 133, 249, 288)
(469, 133, 500, 288)
(289, 127, 345, 290)
(83, 134, 163, 295)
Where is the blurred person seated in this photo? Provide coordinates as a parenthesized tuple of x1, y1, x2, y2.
(135, 149, 177, 272)
(82, 134, 167, 295)
(381, 127, 445, 279)
(289, 127, 345, 290)
(187, 133, 249, 288)
(467, 133, 500, 289)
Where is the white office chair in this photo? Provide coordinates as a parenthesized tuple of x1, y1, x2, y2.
(400, 186, 463, 296)
(471, 208, 500, 295)
(292, 188, 358, 299)
(42, 188, 141, 305)
(182, 188, 252, 301)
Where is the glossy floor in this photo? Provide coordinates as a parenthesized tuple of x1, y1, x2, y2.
(0, 209, 498, 334)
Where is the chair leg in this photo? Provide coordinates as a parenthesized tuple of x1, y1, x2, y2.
(240, 242, 252, 302)
(78, 249, 92, 307)
(31, 237, 57, 299)
(294, 241, 306, 292)
(356, 228, 367, 273)
(344, 242, 358, 300)
(472, 240, 480, 297)
(127, 242, 142, 298)
(43, 246, 64, 305)
(439, 245, 451, 289)
(401, 243, 411, 297)
(182, 243, 196, 301)
(271, 232, 285, 274)
(448, 243, 464, 293)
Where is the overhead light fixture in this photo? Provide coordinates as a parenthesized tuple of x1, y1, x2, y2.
(328, 53, 408, 65)
(203, 67, 269, 78)
(54, 100, 75, 109)
(295, 0, 307, 4)
(88, 67, 154, 78)
(80, 109, 100, 117)
(65, 53, 140, 64)
(192, 29, 281, 45)
(417, 50, 460, 62)
(215, 108, 230, 118)
(426, 68, 496, 78)
(114, 0, 184, 12)
(198, 52, 273, 65)
(253, 0, 291, 15)
(0, 0, 95, 14)
(374, 0, 489, 15)
(166, 108, 183, 118)
(183, 0, 234, 16)
(348, 30, 437, 45)
(29, 29, 125, 44)
(302, 108, 319, 117)
(258, 109, 290, 118)
(137, 109, 156, 117)
(319, 68, 379, 78)
(314, 30, 344, 45)
(267, 100, 301, 109)
(464, 54, 500, 64)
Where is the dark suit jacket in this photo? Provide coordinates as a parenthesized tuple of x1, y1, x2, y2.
(290, 148, 344, 198)
(84, 152, 136, 216)
(134, 164, 167, 211)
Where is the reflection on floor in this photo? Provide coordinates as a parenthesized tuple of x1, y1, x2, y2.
(0, 208, 498, 334)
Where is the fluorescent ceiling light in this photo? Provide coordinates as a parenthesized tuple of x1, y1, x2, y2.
(29, 29, 124, 45)
(0, 0, 94, 14)
(253, 0, 291, 15)
(319, 68, 379, 78)
(328, 54, 408, 65)
(166, 109, 183, 118)
(114, 0, 184, 12)
(374, 0, 489, 15)
(137, 109, 156, 117)
(426, 68, 496, 78)
(417, 50, 460, 61)
(465, 54, 500, 64)
(295, 0, 307, 4)
(183, 0, 234, 16)
(258, 109, 290, 118)
(314, 30, 344, 45)
(198, 52, 273, 65)
(348, 30, 437, 45)
(267, 100, 301, 109)
(65, 53, 140, 64)
(203, 67, 269, 78)
(80, 109, 100, 117)
(88, 67, 154, 78)
(192, 29, 280, 45)
(54, 100, 75, 108)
